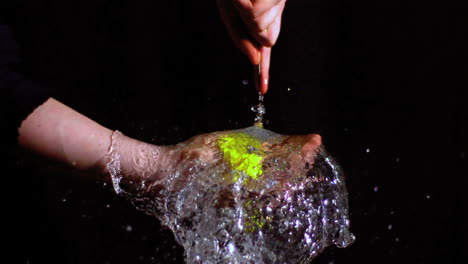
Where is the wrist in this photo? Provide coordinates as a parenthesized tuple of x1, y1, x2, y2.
(103, 131, 168, 195)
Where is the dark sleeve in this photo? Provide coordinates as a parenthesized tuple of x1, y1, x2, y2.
(1, 19, 50, 144)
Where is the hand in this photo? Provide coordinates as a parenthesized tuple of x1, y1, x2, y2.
(217, 0, 286, 94)
(106, 127, 322, 197)
(105, 128, 355, 264)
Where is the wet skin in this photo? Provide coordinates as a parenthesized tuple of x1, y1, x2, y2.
(104, 129, 355, 263)
(107, 128, 323, 198)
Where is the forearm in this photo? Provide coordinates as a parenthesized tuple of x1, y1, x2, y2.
(18, 97, 113, 172)
(17, 97, 167, 185)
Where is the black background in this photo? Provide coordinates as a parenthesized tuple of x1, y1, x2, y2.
(4, 0, 466, 263)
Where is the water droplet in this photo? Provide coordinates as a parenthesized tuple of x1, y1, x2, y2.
(125, 225, 133, 232)
(373, 186, 379, 192)
(426, 194, 431, 199)
(251, 93, 265, 126)
(242, 80, 248, 85)
(106, 204, 111, 208)
(287, 87, 291, 91)
(366, 148, 370, 153)
(228, 242, 235, 253)
(387, 224, 393, 230)
(62, 198, 67, 202)
(395, 237, 400, 242)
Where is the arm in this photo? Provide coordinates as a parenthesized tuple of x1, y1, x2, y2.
(3, 19, 165, 184)
(17, 97, 164, 181)
(2, 19, 155, 179)
(18, 97, 113, 171)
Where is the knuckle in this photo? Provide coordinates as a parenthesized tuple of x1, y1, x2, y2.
(250, 16, 267, 32)
(233, 0, 253, 14)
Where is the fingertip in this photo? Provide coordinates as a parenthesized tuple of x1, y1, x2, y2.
(259, 47, 271, 94)
(253, 63, 268, 95)
(260, 77, 269, 94)
(260, 87, 268, 95)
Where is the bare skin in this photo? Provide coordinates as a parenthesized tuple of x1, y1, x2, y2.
(17, 2, 295, 200)
(17, 0, 289, 175)
(217, 0, 287, 94)
(108, 128, 323, 198)
(18, 97, 322, 204)
(18, 98, 113, 172)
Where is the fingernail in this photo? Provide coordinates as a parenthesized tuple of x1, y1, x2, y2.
(260, 77, 268, 95)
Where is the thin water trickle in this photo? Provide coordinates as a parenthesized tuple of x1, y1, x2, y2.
(251, 93, 265, 127)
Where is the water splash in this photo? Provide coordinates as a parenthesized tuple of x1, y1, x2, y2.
(251, 93, 265, 128)
(107, 126, 355, 263)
